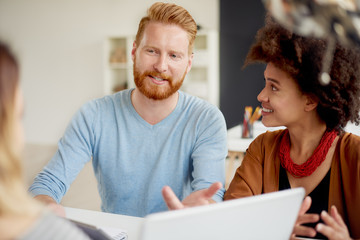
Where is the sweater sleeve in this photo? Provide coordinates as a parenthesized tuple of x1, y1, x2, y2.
(190, 106, 228, 202)
(337, 133, 360, 238)
(28, 101, 97, 203)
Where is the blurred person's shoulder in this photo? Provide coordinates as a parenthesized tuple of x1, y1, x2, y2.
(19, 210, 90, 240)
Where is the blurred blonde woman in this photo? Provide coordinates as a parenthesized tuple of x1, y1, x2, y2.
(0, 42, 90, 239)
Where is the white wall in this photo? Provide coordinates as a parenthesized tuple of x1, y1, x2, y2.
(0, 0, 219, 144)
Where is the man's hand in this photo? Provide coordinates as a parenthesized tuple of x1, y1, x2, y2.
(290, 196, 320, 239)
(34, 195, 66, 217)
(316, 205, 352, 240)
(162, 182, 222, 210)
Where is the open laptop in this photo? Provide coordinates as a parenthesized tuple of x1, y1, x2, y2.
(70, 219, 128, 240)
(139, 187, 305, 240)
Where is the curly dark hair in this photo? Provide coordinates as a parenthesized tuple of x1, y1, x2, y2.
(245, 18, 360, 131)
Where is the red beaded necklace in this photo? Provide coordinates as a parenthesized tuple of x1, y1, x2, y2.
(279, 129, 338, 178)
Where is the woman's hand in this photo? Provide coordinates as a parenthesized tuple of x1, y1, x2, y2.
(290, 196, 320, 239)
(316, 205, 352, 240)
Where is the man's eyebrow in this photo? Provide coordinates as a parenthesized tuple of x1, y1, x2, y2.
(143, 44, 157, 49)
(143, 45, 185, 55)
(170, 50, 185, 56)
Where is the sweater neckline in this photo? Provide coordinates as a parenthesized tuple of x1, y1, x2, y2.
(126, 88, 182, 129)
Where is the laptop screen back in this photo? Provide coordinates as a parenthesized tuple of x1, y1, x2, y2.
(140, 188, 305, 240)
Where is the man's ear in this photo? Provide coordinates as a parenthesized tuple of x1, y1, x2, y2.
(304, 94, 319, 112)
(186, 53, 194, 74)
(131, 41, 137, 62)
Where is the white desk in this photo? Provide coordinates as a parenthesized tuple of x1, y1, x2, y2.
(65, 207, 144, 240)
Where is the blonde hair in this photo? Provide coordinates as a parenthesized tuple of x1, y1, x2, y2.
(135, 2, 197, 54)
(0, 42, 40, 216)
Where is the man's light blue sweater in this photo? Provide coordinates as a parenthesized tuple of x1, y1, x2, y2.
(29, 89, 227, 217)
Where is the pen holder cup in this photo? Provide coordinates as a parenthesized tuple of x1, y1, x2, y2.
(241, 121, 253, 138)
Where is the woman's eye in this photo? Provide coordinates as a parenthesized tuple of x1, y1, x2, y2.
(271, 85, 278, 91)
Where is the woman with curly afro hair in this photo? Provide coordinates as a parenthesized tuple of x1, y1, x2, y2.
(224, 18, 360, 239)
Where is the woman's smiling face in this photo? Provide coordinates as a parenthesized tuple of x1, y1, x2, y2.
(257, 62, 309, 128)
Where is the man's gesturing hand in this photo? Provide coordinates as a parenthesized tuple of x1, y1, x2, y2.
(162, 182, 222, 210)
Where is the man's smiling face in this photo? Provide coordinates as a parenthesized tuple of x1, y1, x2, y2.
(132, 22, 193, 100)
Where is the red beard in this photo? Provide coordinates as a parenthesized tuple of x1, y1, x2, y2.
(133, 60, 186, 100)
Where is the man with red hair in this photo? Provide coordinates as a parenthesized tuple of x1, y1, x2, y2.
(30, 2, 227, 218)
